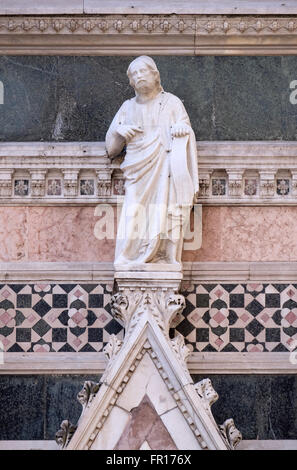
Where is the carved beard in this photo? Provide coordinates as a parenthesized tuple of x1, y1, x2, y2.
(134, 80, 156, 94)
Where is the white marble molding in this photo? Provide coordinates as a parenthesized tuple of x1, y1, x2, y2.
(0, 6, 297, 55)
(1, 141, 297, 205)
(1, 261, 297, 281)
(0, 439, 296, 450)
(0, 351, 296, 375)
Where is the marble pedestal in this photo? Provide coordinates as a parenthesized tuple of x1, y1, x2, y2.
(58, 266, 241, 451)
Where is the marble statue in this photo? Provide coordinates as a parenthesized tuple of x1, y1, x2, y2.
(106, 56, 198, 267)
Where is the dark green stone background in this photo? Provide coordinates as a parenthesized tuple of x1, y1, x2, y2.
(0, 374, 297, 440)
(0, 56, 297, 142)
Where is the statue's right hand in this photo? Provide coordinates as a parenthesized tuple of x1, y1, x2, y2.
(116, 124, 143, 142)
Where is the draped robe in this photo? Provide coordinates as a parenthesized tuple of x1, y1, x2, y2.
(106, 91, 198, 266)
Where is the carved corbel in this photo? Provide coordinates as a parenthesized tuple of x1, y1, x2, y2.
(55, 420, 77, 449)
(110, 291, 142, 329)
(226, 170, 244, 197)
(30, 170, 47, 197)
(219, 418, 242, 450)
(198, 171, 212, 198)
(154, 293, 185, 334)
(194, 378, 219, 413)
(259, 171, 276, 197)
(96, 169, 112, 197)
(77, 380, 101, 412)
(0, 169, 14, 197)
(62, 169, 79, 197)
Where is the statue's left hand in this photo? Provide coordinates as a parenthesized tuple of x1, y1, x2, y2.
(170, 123, 190, 138)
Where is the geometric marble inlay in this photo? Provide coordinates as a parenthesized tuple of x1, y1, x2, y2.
(0, 282, 296, 353)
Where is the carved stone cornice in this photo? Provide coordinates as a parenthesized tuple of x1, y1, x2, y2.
(0, 14, 297, 55)
(1, 141, 297, 205)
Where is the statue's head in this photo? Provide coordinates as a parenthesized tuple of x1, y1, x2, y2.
(127, 55, 162, 95)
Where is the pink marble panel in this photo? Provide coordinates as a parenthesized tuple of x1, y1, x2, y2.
(1, 205, 297, 262)
(27, 206, 115, 262)
(183, 206, 297, 262)
(115, 395, 176, 450)
(0, 207, 28, 261)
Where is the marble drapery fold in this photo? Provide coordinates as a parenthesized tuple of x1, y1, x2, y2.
(106, 89, 198, 266)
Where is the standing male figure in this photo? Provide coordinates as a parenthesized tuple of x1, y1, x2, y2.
(106, 56, 198, 267)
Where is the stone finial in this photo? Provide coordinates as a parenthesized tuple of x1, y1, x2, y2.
(55, 420, 77, 449)
(77, 381, 101, 411)
(219, 418, 242, 450)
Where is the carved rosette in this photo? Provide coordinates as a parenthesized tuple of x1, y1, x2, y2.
(219, 418, 242, 450)
(55, 420, 77, 449)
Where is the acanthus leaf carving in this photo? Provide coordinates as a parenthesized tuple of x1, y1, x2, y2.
(219, 418, 242, 450)
(170, 332, 191, 369)
(194, 378, 219, 411)
(110, 291, 142, 330)
(55, 420, 77, 449)
(77, 380, 101, 412)
(103, 333, 123, 362)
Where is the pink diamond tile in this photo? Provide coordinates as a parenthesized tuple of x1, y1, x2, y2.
(215, 337, 223, 347)
(74, 289, 84, 298)
(190, 313, 200, 323)
(1, 289, 11, 299)
(72, 337, 82, 348)
(285, 311, 297, 325)
(99, 313, 108, 322)
(28, 314, 37, 323)
(259, 313, 270, 324)
(0, 311, 11, 325)
(213, 311, 226, 324)
(214, 289, 223, 298)
(240, 313, 250, 323)
(1, 337, 10, 348)
(287, 289, 295, 298)
(71, 311, 85, 325)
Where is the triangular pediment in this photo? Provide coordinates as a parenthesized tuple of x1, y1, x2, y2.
(67, 316, 229, 450)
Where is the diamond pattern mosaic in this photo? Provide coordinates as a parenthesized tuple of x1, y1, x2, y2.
(176, 282, 297, 352)
(0, 283, 121, 353)
(0, 283, 296, 353)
